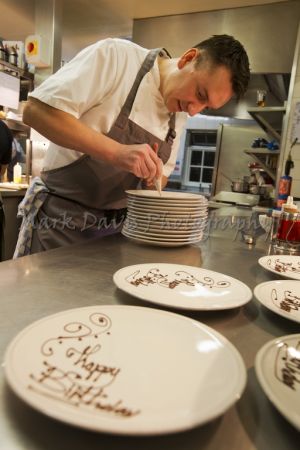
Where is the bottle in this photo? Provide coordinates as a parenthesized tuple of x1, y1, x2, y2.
(13, 163, 22, 184)
(277, 196, 300, 243)
(276, 175, 292, 209)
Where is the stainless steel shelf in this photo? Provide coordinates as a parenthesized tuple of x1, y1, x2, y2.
(244, 148, 279, 181)
(0, 59, 34, 81)
(247, 106, 286, 142)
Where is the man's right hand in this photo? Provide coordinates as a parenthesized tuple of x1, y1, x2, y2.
(113, 143, 163, 184)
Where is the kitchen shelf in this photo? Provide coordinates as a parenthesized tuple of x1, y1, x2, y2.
(244, 148, 279, 181)
(0, 59, 34, 82)
(247, 106, 286, 142)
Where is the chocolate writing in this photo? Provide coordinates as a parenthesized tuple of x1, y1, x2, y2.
(66, 345, 120, 384)
(275, 340, 300, 391)
(126, 268, 230, 290)
(268, 258, 300, 275)
(41, 313, 111, 356)
(271, 288, 300, 313)
(28, 313, 141, 418)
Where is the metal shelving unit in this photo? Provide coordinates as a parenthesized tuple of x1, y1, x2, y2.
(245, 106, 287, 183)
(247, 106, 286, 142)
(0, 59, 34, 83)
(244, 148, 280, 181)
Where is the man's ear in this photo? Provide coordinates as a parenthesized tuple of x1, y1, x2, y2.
(177, 48, 200, 69)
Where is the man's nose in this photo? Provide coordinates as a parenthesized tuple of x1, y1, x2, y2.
(187, 102, 207, 116)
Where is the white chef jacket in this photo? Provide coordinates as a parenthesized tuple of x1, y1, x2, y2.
(29, 38, 187, 177)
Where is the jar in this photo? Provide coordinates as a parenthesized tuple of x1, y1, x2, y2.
(276, 196, 300, 251)
(277, 211, 300, 242)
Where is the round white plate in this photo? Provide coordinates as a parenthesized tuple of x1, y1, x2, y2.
(127, 203, 206, 213)
(255, 334, 300, 430)
(126, 210, 206, 220)
(125, 216, 207, 231)
(258, 255, 300, 280)
(126, 211, 208, 223)
(122, 224, 203, 239)
(113, 263, 252, 311)
(122, 228, 203, 244)
(4, 305, 246, 435)
(127, 198, 206, 207)
(123, 226, 204, 238)
(254, 280, 300, 323)
(124, 222, 206, 235)
(122, 230, 202, 247)
(126, 190, 207, 201)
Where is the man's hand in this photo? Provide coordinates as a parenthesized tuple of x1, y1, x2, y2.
(113, 143, 163, 184)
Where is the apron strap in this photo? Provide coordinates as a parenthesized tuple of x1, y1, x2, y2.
(116, 48, 161, 125)
(114, 48, 177, 144)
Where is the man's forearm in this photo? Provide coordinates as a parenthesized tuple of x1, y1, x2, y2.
(23, 97, 120, 164)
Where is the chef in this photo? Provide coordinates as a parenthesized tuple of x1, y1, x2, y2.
(14, 34, 250, 257)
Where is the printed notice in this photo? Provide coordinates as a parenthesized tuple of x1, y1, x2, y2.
(0, 71, 20, 109)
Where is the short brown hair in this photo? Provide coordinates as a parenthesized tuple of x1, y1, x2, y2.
(194, 34, 250, 100)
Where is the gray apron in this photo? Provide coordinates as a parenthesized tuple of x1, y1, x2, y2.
(31, 48, 177, 253)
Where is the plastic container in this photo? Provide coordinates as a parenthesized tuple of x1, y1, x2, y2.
(13, 163, 22, 184)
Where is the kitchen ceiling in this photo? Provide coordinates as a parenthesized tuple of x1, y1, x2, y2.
(0, 0, 292, 59)
(0, 0, 292, 38)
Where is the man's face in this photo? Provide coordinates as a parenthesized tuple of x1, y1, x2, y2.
(161, 49, 234, 116)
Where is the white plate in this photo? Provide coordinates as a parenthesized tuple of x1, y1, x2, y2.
(126, 190, 207, 201)
(254, 280, 300, 323)
(4, 305, 246, 435)
(123, 226, 204, 238)
(126, 211, 208, 223)
(122, 225, 204, 240)
(258, 255, 300, 280)
(113, 263, 252, 311)
(126, 210, 206, 220)
(122, 231, 202, 247)
(255, 334, 300, 430)
(127, 206, 206, 216)
(124, 222, 206, 235)
(122, 228, 203, 245)
(127, 203, 207, 213)
(125, 216, 207, 231)
(127, 198, 206, 207)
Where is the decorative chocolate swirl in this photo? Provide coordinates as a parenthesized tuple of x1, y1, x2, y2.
(274, 339, 300, 391)
(267, 258, 300, 275)
(41, 313, 112, 356)
(271, 288, 300, 313)
(126, 268, 230, 290)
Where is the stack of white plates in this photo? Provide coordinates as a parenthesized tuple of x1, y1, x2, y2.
(122, 190, 208, 247)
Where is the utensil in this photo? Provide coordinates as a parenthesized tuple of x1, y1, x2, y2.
(152, 143, 162, 196)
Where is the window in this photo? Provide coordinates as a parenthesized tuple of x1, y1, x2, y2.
(183, 130, 217, 192)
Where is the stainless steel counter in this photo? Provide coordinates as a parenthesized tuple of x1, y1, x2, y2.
(0, 220, 299, 449)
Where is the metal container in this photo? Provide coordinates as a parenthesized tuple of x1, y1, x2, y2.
(231, 179, 249, 193)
